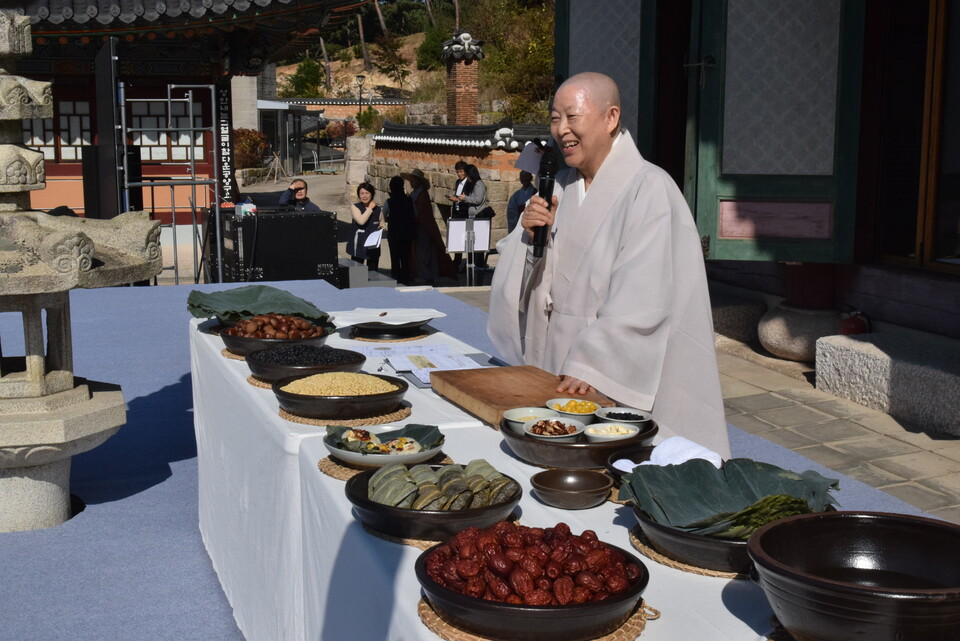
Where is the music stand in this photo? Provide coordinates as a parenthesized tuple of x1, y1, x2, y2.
(446, 218, 491, 286)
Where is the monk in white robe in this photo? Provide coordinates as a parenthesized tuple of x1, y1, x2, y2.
(488, 72, 730, 457)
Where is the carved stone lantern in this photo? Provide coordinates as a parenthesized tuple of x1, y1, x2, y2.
(0, 12, 162, 531)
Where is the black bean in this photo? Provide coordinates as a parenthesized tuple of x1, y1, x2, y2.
(248, 345, 360, 366)
(606, 412, 645, 421)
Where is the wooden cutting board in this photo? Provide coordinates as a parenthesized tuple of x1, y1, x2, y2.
(430, 365, 614, 427)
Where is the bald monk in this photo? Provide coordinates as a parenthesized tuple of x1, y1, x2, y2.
(487, 72, 730, 457)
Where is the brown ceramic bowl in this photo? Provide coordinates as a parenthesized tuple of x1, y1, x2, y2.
(415, 541, 650, 641)
(245, 345, 365, 382)
(272, 373, 408, 419)
(500, 420, 658, 469)
(344, 465, 522, 540)
(748, 511, 960, 641)
(530, 469, 613, 510)
(633, 507, 750, 574)
(220, 327, 329, 356)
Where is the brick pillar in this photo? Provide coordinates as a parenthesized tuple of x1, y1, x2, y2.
(446, 58, 479, 126)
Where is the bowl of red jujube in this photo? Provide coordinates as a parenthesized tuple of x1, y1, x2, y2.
(415, 521, 649, 641)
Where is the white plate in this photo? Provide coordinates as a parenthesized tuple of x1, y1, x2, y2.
(322, 425, 444, 468)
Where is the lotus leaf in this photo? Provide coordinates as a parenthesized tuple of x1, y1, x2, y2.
(187, 284, 334, 327)
(619, 458, 839, 539)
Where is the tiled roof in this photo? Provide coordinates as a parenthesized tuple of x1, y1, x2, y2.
(25, 1, 295, 26)
(374, 120, 550, 151)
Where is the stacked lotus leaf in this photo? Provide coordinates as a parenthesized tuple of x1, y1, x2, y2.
(368, 460, 519, 511)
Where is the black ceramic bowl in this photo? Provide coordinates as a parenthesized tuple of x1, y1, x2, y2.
(633, 507, 749, 574)
(500, 420, 657, 469)
(344, 465, 522, 540)
(245, 346, 365, 383)
(530, 469, 612, 510)
(351, 319, 431, 339)
(748, 511, 960, 641)
(415, 542, 650, 641)
(604, 445, 656, 487)
(272, 373, 408, 419)
(220, 327, 329, 356)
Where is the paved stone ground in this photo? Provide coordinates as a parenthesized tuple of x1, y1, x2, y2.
(160, 173, 960, 524)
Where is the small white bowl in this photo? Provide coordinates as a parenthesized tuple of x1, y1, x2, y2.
(583, 422, 641, 443)
(546, 397, 600, 422)
(522, 417, 586, 443)
(593, 406, 653, 426)
(503, 407, 559, 434)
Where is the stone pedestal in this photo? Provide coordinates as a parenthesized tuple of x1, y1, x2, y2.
(0, 381, 126, 531)
(758, 303, 840, 363)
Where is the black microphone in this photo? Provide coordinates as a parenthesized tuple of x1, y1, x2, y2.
(532, 141, 558, 258)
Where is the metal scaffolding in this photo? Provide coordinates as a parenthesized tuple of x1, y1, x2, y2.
(119, 83, 222, 284)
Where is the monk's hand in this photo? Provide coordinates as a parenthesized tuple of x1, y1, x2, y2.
(557, 375, 594, 395)
(521, 194, 558, 240)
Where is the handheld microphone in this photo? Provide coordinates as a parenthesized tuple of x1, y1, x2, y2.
(532, 141, 558, 258)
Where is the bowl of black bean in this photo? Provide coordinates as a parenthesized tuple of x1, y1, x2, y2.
(593, 406, 653, 427)
(245, 344, 366, 383)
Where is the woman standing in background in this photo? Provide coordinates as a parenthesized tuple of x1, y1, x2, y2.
(346, 182, 383, 272)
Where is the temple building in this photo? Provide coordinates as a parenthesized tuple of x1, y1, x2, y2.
(19, 0, 360, 222)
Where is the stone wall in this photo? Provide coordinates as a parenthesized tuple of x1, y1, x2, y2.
(363, 144, 525, 245)
(405, 103, 446, 125)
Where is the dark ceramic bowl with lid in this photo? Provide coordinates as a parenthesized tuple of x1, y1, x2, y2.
(747, 511, 960, 641)
(245, 344, 365, 382)
(343, 465, 522, 540)
(415, 540, 649, 641)
(272, 372, 408, 419)
(500, 420, 657, 469)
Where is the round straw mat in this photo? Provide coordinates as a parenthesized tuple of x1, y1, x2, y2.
(417, 598, 659, 641)
(247, 375, 272, 389)
(360, 522, 443, 550)
(220, 348, 246, 361)
(279, 405, 412, 427)
(628, 527, 747, 580)
(765, 617, 796, 641)
(317, 452, 453, 481)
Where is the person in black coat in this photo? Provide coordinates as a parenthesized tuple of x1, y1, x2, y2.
(382, 176, 417, 285)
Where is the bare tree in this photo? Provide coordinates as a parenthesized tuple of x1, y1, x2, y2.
(372, 0, 389, 36)
(319, 37, 332, 91)
(453, 0, 460, 29)
(424, 0, 436, 27)
(357, 13, 372, 71)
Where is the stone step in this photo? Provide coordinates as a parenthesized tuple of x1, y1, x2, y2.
(816, 329, 960, 436)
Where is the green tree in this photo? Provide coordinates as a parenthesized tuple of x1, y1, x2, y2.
(373, 34, 412, 89)
(278, 56, 324, 98)
(416, 22, 451, 71)
(462, 0, 555, 123)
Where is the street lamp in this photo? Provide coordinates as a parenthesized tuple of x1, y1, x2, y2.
(355, 74, 365, 119)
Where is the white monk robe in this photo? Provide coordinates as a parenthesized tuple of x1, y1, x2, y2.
(488, 132, 730, 457)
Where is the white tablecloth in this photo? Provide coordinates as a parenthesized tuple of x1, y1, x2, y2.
(190, 320, 485, 641)
(298, 428, 777, 641)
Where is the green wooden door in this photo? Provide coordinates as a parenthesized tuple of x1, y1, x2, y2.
(687, 0, 865, 262)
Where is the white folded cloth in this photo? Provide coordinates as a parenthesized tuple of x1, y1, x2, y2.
(612, 436, 723, 474)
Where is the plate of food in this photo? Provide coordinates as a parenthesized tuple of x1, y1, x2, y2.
(331, 308, 447, 339)
(500, 419, 658, 469)
(273, 372, 408, 419)
(344, 460, 522, 539)
(323, 424, 445, 468)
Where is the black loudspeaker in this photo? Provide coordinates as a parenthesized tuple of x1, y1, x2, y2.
(205, 209, 340, 286)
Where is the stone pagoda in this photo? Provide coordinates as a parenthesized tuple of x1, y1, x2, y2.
(0, 11, 162, 531)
